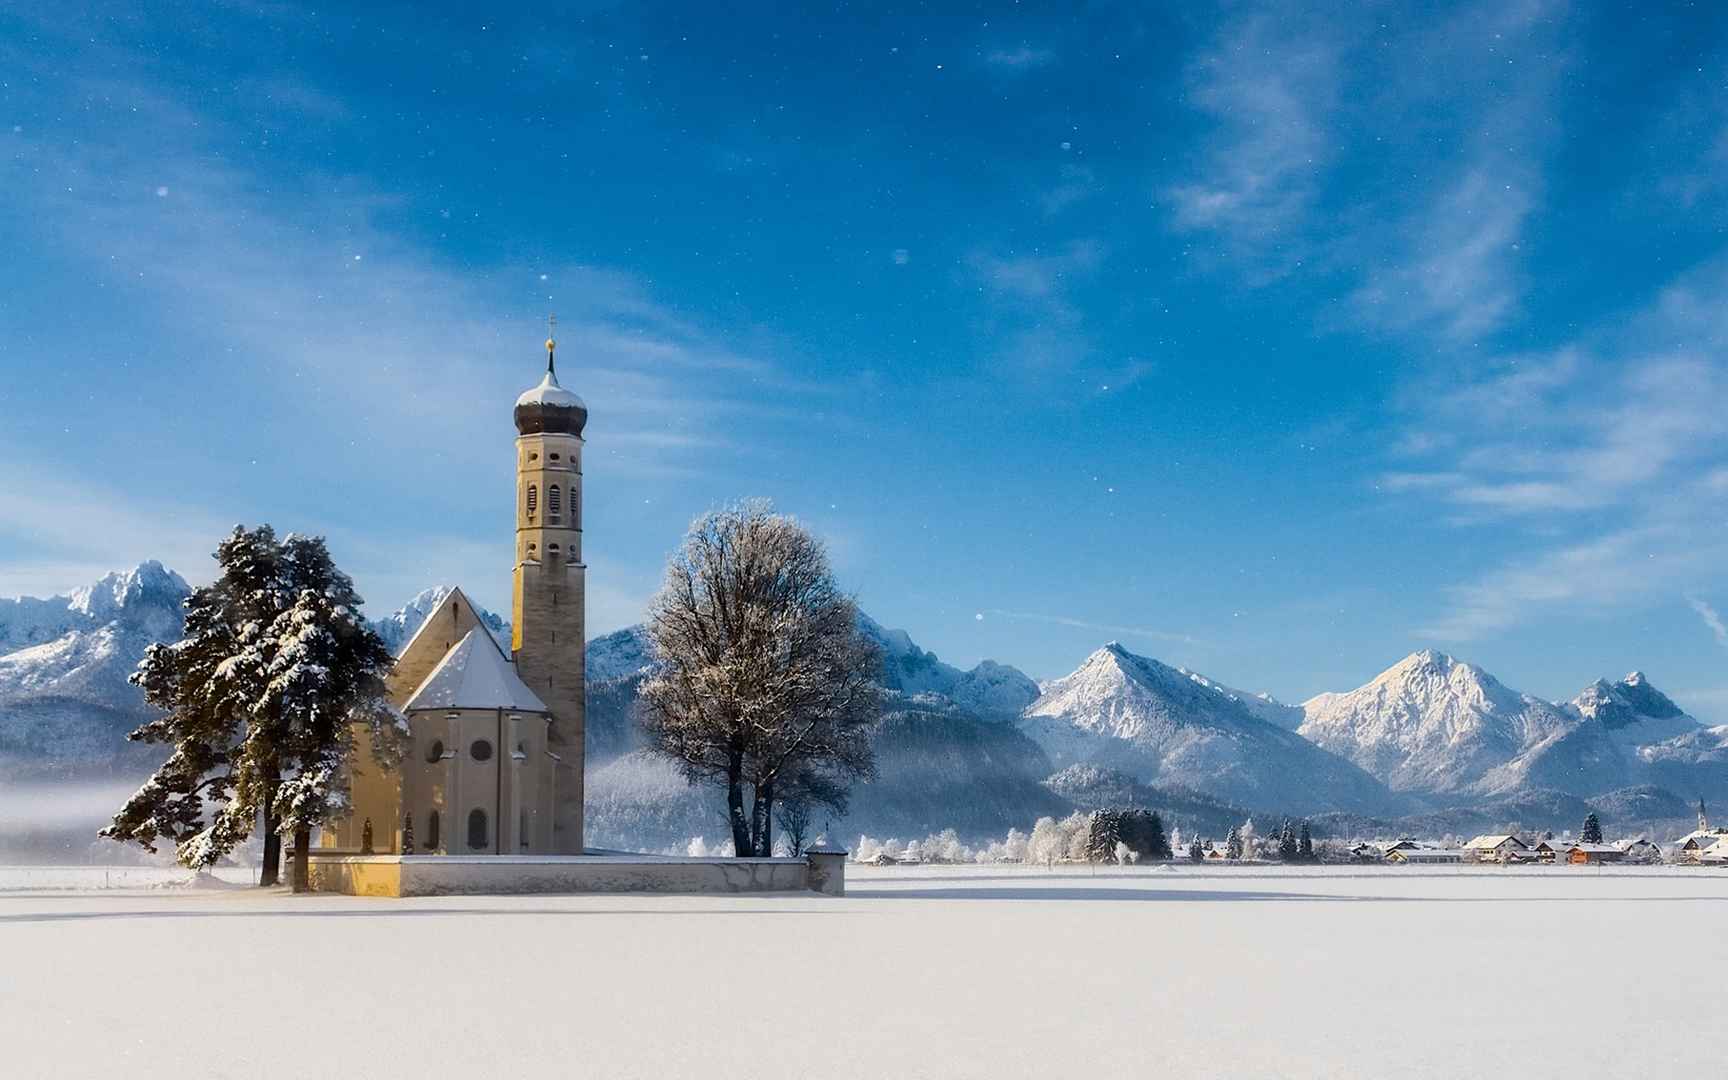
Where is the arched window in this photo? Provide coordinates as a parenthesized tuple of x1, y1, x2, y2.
(566, 547, 577, 563)
(526, 484, 538, 517)
(427, 810, 441, 851)
(467, 808, 489, 851)
(548, 485, 562, 518)
(547, 544, 559, 559)
(425, 739, 444, 764)
(549, 452, 561, 462)
(470, 739, 493, 762)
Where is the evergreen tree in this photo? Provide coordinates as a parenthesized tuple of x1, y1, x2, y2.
(1086, 809, 1124, 863)
(1146, 811, 1171, 860)
(1298, 820, 1314, 863)
(102, 526, 402, 891)
(1226, 825, 1243, 860)
(1188, 837, 1205, 862)
(1581, 811, 1603, 844)
(1278, 818, 1299, 862)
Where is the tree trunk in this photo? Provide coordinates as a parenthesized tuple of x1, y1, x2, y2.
(291, 827, 311, 893)
(749, 781, 774, 857)
(259, 773, 282, 887)
(726, 753, 752, 857)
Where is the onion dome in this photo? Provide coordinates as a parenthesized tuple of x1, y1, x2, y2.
(514, 334, 587, 436)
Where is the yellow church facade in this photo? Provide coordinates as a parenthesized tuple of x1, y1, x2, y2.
(320, 335, 589, 857)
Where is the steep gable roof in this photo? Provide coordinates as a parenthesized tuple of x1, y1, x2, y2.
(404, 629, 547, 713)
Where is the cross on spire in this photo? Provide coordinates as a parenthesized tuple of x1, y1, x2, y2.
(546, 314, 558, 376)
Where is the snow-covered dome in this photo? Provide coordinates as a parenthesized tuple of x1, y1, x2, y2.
(514, 346, 588, 436)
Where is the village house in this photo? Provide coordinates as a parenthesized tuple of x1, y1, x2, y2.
(1566, 843, 1626, 865)
(1463, 834, 1529, 864)
(1348, 843, 1382, 863)
(1531, 838, 1573, 863)
(1620, 839, 1663, 863)
(1386, 848, 1465, 865)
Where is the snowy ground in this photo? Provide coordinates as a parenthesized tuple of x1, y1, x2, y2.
(2, 863, 1724, 1079)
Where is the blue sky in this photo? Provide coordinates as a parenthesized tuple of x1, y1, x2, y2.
(4, 2, 1728, 716)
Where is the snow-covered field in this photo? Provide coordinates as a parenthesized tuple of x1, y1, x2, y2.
(2, 864, 1723, 1079)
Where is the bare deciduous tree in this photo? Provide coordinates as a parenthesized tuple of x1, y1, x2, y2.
(639, 502, 881, 856)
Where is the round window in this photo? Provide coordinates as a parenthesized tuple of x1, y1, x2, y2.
(470, 740, 493, 762)
(425, 739, 444, 763)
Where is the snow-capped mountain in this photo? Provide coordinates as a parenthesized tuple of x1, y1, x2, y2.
(859, 614, 1040, 716)
(1021, 643, 1397, 814)
(0, 562, 190, 778)
(1298, 650, 1574, 794)
(586, 625, 653, 685)
(1479, 673, 1707, 791)
(371, 585, 509, 655)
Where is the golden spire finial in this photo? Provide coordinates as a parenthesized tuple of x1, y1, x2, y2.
(545, 313, 557, 376)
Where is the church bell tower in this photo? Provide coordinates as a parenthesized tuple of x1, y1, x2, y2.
(512, 324, 587, 854)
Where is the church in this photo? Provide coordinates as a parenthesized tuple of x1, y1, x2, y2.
(320, 332, 589, 857)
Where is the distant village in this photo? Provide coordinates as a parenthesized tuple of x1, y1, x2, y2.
(848, 803, 1728, 869)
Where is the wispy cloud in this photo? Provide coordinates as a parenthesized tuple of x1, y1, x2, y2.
(983, 45, 1055, 71)
(1689, 597, 1728, 651)
(1392, 258, 1728, 640)
(1165, 9, 1338, 267)
(965, 239, 1105, 379)
(1351, 169, 1535, 341)
(984, 609, 1202, 647)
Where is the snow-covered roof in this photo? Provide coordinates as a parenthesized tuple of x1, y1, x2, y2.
(1678, 830, 1727, 849)
(515, 369, 585, 412)
(1464, 834, 1525, 850)
(403, 629, 548, 713)
(1567, 843, 1621, 854)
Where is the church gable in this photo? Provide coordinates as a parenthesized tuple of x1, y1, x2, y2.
(386, 587, 488, 708)
(403, 629, 548, 713)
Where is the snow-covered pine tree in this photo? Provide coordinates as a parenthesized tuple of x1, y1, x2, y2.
(1581, 812, 1603, 844)
(102, 527, 402, 891)
(1298, 820, 1314, 863)
(1086, 809, 1124, 863)
(1278, 818, 1299, 862)
(1226, 825, 1243, 861)
(1188, 837, 1204, 862)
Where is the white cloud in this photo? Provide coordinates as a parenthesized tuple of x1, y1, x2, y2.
(1689, 597, 1728, 651)
(1391, 259, 1728, 640)
(1165, 10, 1337, 262)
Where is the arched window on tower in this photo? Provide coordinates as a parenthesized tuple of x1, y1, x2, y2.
(526, 484, 538, 518)
(549, 485, 562, 520)
(427, 810, 441, 852)
(467, 808, 489, 851)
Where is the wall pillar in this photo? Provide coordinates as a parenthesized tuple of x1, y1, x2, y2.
(804, 844, 848, 896)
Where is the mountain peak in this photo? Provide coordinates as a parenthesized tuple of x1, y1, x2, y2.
(66, 561, 190, 621)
